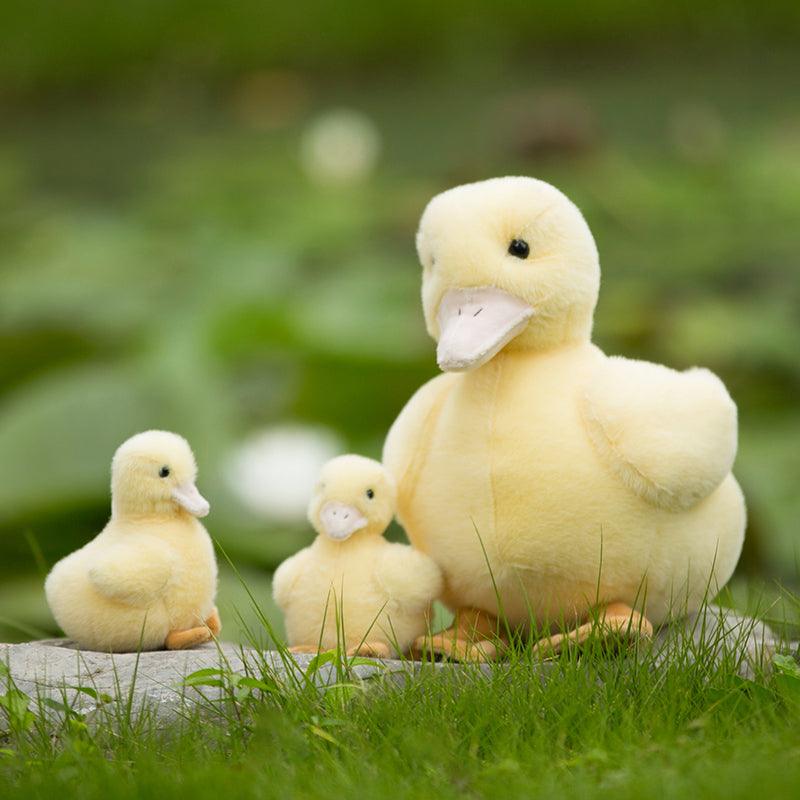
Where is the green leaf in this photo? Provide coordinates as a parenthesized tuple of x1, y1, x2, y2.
(772, 655, 800, 707)
(773, 654, 800, 677)
(67, 719, 90, 737)
(42, 698, 72, 714)
(305, 651, 336, 677)
(234, 686, 252, 702)
(182, 668, 224, 687)
(0, 689, 34, 729)
(184, 667, 224, 678)
(234, 676, 279, 694)
(347, 657, 382, 668)
(71, 686, 114, 704)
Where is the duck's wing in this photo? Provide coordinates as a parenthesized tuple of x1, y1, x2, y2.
(374, 544, 443, 609)
(272, 549, 311, 611)
(88, 540, 174, 607)
(581, 356, 738, 511)
(382, 372, 458, 514)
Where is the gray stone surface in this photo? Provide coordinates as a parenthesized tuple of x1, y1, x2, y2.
(0, 608, 790, 730)
(0, 639, 434, 729)
(652, 607, 782, 678)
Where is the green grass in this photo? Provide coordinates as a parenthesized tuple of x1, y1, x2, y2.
(2, 598, 799, 800)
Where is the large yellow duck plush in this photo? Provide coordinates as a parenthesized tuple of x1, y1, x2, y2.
(383, 176, 745, 660)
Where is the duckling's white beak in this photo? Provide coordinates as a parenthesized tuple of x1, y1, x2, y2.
(172, 482, 211, 518)
(319, 501, 368, 541)
(436, 287, 534, 372)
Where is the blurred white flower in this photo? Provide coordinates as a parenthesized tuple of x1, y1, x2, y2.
(300, 108, 381, 185)
(225, 425, 344, 521)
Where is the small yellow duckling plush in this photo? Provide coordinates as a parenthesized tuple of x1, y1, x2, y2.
(384, 176, 745, 659)
(45, 430, 221, 652)
(273, 455, 443, 658)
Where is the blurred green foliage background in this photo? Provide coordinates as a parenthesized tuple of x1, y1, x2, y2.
(1, 2, 798, 644)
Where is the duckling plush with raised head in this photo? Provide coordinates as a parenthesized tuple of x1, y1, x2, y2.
(384, 176, 745, 659)
(273, 455, 442, 658)
(45, 431, 220, 652)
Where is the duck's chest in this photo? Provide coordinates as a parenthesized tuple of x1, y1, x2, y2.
(300, 541, 383, 602)
(412, 348, 599, 559)
(158, 524, 217, 612)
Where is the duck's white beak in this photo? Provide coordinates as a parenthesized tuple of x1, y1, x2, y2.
(436, 287, 534, 372)
(172, 482, 211, 518)
(319, 501, 368, 541)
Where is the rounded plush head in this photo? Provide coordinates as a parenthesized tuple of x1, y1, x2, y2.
(111, 430, 210, 519)
(307, 455, 396, 542)
(416, 176, 600, 370)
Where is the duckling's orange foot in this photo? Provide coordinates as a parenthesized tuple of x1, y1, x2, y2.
(531, 602, 654, 658)
(288, 644, 326, 654)
(412, 607, 501, 663)
(346, 641, 392, 659)
(205, 607, 222, 636)
(165, 625, 213, 650)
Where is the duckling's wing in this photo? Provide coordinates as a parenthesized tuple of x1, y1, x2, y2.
(581, 356, 738, 511)
(272, 549, 311, 611)
(374, 545, 444, 609)
(88, 540, 174, 607)
(383, 373, 458, 512)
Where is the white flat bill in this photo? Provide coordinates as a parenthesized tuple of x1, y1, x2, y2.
(436, 286, 534, 372)
(319, 501, 368, 541)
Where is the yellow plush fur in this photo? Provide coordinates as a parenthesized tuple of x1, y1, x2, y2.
(45, 431, 219, 652)
(383, 176, 745, 629)
(273, 455, 443, 655)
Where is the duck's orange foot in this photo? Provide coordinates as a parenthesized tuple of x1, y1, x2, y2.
(165, 625, 212, 650)
(412, 633, 497, 663)
(205, 607, 222, 636)
(531, 602, 654, 658)
(412, 607, 501, 663)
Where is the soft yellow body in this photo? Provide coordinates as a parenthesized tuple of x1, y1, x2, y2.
(46, 516, 217, 652)
(385, 344, 744, 627)
(45, 430, 219, 652)
(274, 534, 442, 654)
(383, 176, 746, 630)
(273, 454, 443, 655)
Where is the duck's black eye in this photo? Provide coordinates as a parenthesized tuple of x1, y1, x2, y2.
(158, 466, 170, 478)
(366, 488, 375, 499)
(508, 238, 530, 259)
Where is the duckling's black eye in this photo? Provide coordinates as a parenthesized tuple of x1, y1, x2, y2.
(158, 466, 170, 478)
(508, 239, 530, 259)
(366, 488, 375, 499)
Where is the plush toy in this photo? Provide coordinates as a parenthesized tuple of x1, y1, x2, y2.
(273, 454, 443, 657)
(383, 176, 745, 660)
(45, 430, 220, 652)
